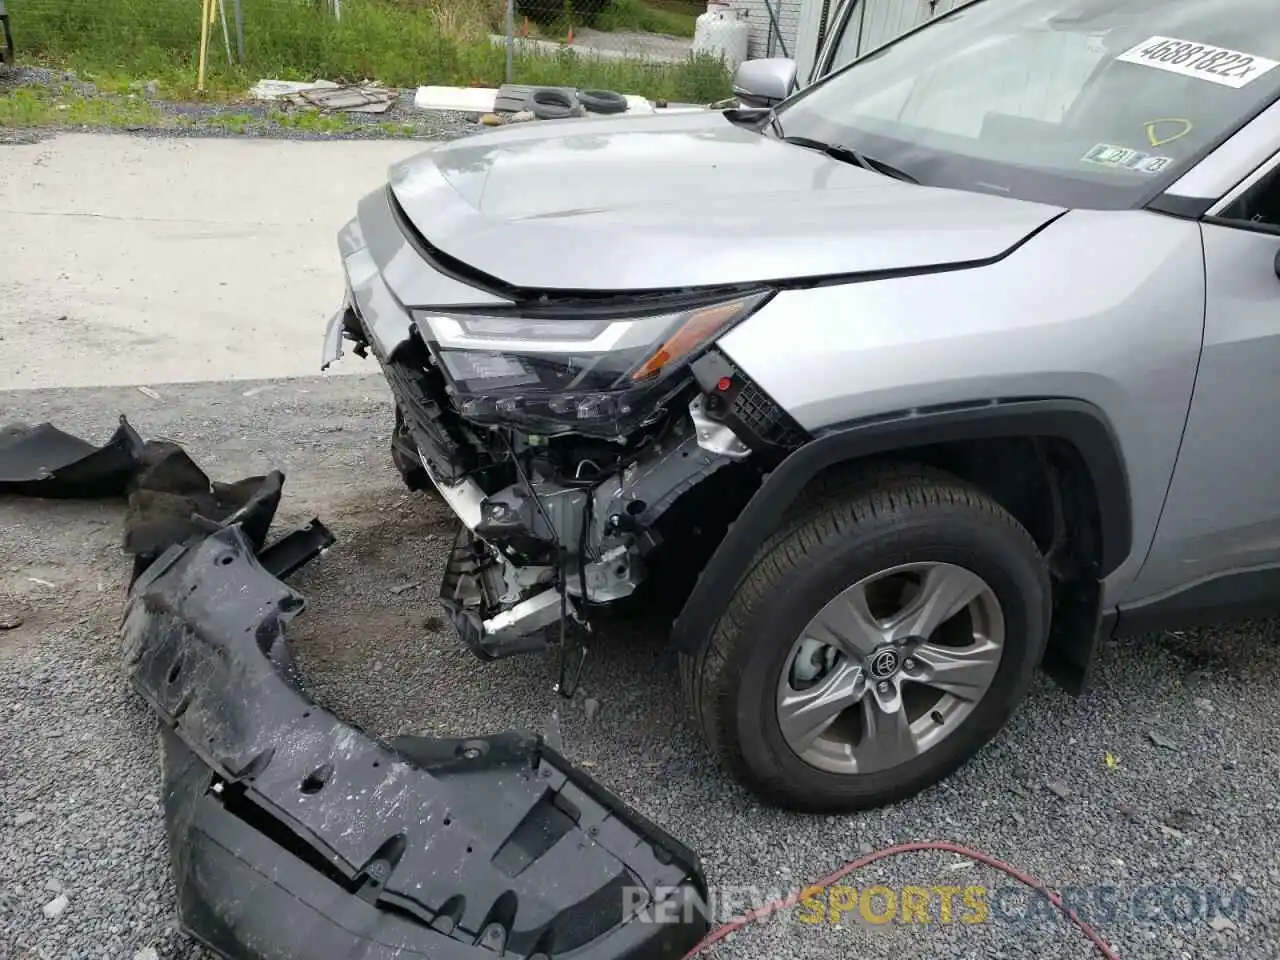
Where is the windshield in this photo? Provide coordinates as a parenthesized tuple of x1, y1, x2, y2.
(775, 0, 1280, 208)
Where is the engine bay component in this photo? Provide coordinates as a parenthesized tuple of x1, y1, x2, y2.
(431, 403, 748, 661)
(333, 265, 806, 667)
(440, 528, 570, 660)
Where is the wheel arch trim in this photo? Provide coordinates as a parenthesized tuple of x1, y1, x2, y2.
(669, 397, 1132, 656)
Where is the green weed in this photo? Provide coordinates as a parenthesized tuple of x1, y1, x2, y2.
(14, 0, 730, 102)
(0, 85, 165, 128)
(594, 0, 699, 38)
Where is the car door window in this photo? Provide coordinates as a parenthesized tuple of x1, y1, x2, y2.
(1215, 164, 1280, 231)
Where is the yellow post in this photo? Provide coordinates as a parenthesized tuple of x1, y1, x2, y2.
(197, 0, 213, 92)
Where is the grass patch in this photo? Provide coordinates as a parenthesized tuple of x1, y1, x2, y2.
(0, 85, 451, 138)
(0, 85, 164, 128)
(594, 0, 699, 37)
(14, 0, 730, 102)
(205, 110, 257, 135)
(274, 107, 359, 134)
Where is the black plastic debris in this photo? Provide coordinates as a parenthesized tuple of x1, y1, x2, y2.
(6, 414, 710, 957)
(256, 518, 337, 581)
(0, 415, 297, 580)
(122, 441, 286, 578)
(0, 416, 144, 498)
(124, 526, 709, 960)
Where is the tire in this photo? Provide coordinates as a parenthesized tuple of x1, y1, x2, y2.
(681, 462, 1051, 813)
(576, 89, 628, 114)
(530, 89, 582, 120)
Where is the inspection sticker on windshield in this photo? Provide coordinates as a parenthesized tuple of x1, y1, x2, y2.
(1081, 143, 1173, 175)
(1116, 36, 1279, 88)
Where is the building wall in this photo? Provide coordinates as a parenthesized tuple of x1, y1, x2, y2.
(724, 0, 991, 71)
(846, 0, 970, 58)
(725, 0, 966, 67)
(730, 0, 806, 60)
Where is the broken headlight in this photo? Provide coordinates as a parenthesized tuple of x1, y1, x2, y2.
(411, 291, 771, 436)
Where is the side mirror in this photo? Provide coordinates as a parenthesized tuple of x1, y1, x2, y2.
(732, 58, 798, 108)
(1275, 249, 1280, 280)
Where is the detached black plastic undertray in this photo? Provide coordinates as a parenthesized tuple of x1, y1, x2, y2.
(123, 525, 708, 960)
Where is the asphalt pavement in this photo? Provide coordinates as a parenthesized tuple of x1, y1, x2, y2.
(0, 132, 425, 391)
(2, 374, 1279, 960)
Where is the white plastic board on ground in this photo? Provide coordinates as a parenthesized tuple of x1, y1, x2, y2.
(414, 86, 500, 112)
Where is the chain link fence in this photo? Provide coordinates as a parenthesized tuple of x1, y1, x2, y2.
(7, 0, 740, 102)
(504, 0, 696, 69)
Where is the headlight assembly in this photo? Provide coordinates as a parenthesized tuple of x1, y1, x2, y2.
(411, 291, 771, 436)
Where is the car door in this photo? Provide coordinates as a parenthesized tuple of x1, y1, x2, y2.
(1124, 139, 1280, 614)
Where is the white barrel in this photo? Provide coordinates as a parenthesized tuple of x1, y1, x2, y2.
(692, 8, 751, 72)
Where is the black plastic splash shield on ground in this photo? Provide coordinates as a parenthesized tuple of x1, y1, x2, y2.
(123, 525, 708, 960)
(0, 415, 144, 497)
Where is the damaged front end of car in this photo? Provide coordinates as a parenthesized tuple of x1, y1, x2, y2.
(124, 520, 709, 960)
(325, 193, 810, 674)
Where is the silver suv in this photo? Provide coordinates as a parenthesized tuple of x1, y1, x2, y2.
(323, 0, 1280, 812)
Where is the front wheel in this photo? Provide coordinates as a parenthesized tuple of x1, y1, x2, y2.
(681, 464, 1051, 813)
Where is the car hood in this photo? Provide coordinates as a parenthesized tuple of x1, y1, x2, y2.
(386, 111, 1065, 294)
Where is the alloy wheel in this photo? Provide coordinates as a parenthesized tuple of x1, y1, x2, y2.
(775, 561, 1005, 775)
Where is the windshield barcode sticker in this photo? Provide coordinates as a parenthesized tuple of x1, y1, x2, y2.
(1082, 143, 1173, 175)
(1116, 36, 1279, 89)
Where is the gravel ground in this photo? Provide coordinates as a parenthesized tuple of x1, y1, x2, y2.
(2, 376, 1280, 959)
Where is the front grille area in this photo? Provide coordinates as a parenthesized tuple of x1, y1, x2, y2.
(730, 377, 807, 450)
(690, 347, 809, 462)
(383, 359, 475, 480)
(353, 305, 479, 484)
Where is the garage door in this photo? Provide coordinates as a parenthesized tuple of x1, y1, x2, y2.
(854, 0, 967, 58)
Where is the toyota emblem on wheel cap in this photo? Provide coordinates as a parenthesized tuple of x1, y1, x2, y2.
(869, 649, 900, 680)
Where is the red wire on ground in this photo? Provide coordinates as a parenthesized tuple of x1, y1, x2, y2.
(680, 840, 1121, 959)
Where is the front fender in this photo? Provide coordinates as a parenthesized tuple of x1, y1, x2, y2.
(715, 209, 1205, 604)
(669, 397, 1131, 656)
